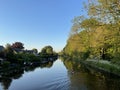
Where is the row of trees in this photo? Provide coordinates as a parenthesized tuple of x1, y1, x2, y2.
(4, 42, 55, 55)
(62, 0, 120, 64)
(1, 42, 55, 55)
(0, 42, 57, 64)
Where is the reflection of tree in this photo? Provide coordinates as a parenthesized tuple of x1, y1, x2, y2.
(45, 61, 53, 68)
(63, 59, 87, 73)
(0, 58, 57, 90)
(0, 78, 12, 90)
(24, 61, 54, 72)
(0, 68, 24, 90)
(24, 57, 57, 71)
(40, 61, 54, 68)
(12, 69, 24, 79)
(104, 77, 120, 90)
(62, 59, 120, 90)
(24, 66, 37, 72)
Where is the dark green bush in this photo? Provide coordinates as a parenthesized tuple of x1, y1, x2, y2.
(2, 61, 10, 68)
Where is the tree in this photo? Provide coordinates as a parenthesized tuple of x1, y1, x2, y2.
(11, 42, 24, 50)
(41, 48, 46, 54)
(88, 0, 120, 59)
(63, 17, 116, 60)
(88, 0, 120, 22)
(4, 43, 14, 60)
(32, 48, 38, 54)
(62, 0, 120, 61)
(5, 44, 13, 54)
(41, 46, 53, 55)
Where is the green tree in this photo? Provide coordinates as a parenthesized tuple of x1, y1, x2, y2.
(5, 44, 13, 55)
(88, 0, 120, 60)
(46, 46, 53, 54)
(4, 44, 14, 61)
(88, 0, 120, 22)
(32, 48, 38, 54)
(41, 46, 53, 55)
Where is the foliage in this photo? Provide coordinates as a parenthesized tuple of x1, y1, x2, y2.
(4, 44, 14, 61)
(11, 42, 24, 50)
(111, 52, 120, 65)
(62, 0, 120, 63)
(0, 41, 58, 69)
(5, 44, 13, 53)
(41, 46, 53, 55)
(1, 61, 10, 68)
(85, 60, 120, 75)
(32, 48, 38, 54)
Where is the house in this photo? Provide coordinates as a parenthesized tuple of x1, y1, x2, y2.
(24, 50, 38, 56)
(0, 46, 5, 60)
(13, 48, 38, 56)
(13, 48, 24, 54)
(0, 46, 4, 52)
(24, 50, 34, 54)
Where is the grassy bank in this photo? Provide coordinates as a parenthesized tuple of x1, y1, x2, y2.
(80, 59, 120, 77)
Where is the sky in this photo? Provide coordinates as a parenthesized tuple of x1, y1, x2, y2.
(0, 0, 87, 52)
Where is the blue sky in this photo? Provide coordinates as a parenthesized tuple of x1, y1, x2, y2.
(0, 0, 87, 52)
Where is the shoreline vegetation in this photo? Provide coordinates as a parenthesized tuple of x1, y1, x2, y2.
(61, 1, 120, 78)
(81, 59, 120, 77)
(61, 56, 120, 78)
(0, 42, 58, 72)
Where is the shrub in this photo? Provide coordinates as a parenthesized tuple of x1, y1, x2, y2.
(2, 61, 10, 68)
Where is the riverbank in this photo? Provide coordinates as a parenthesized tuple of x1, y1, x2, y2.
(0, 56, 58, 73)
(80, 59, 120, 77)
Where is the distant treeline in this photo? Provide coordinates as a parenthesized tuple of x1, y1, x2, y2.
(0, 42, 58, 67)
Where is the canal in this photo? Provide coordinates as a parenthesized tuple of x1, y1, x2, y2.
(0, 59, 120, 90)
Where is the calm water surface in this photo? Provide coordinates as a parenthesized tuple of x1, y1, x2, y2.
(0, 59, 120, 90)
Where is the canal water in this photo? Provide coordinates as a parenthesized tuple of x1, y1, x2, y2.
(0, 59, 120, 90)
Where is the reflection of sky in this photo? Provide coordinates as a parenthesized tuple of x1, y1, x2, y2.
(0, 84, 2, 90)
(8, 60, 70, 90)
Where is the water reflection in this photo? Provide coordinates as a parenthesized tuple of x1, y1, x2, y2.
(0, 60, 55, 90)
(0, 68, 24, 90)
(0, 58, 120, 90)
(62, 58, 120, 90)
